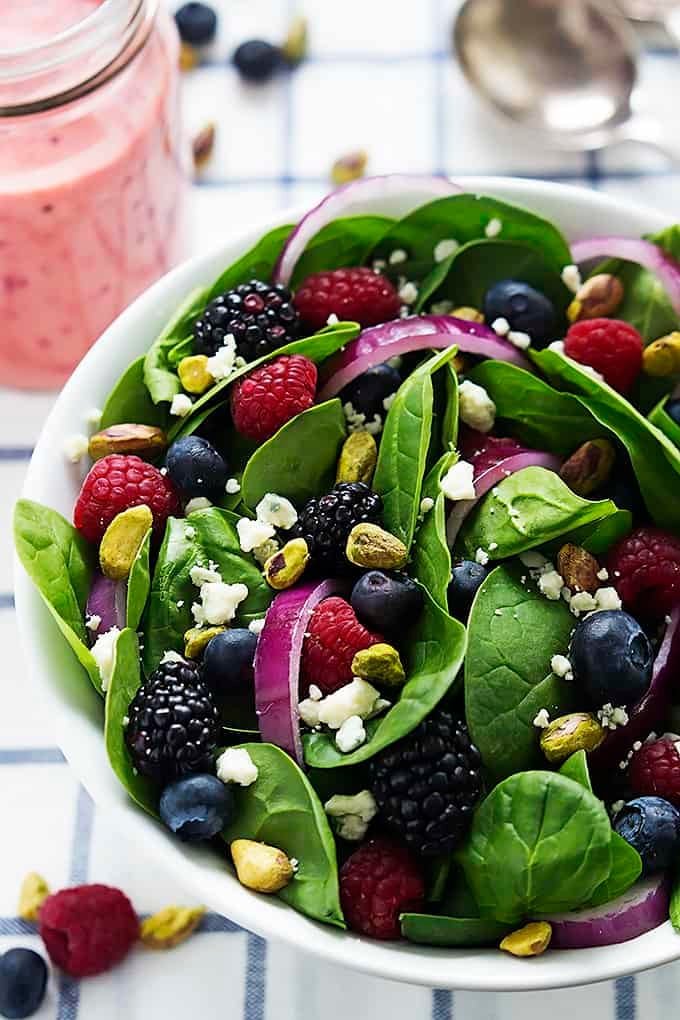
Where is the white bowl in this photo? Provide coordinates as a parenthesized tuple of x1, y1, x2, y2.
(14, 177, 675, 991)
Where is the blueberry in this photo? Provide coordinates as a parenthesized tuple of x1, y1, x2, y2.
(570, 610, 653, 708)
(448, 560, 490, 619)
(233, 40, 282, 82)
(0, 949, 48, 1019)
(160, 774, 234, 841)
(340, 363, 402, 427)
(175, 3, 218, 46)
(665, 398, 680, 427)
(165, 435, 228, 500)
(483, 280, 556, 347)
(614, 796, 680, 876)
(351, 571, 423, 633)
(202, 629, 258, 693)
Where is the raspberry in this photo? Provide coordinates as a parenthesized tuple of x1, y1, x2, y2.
(39, 884, 138, 977)
(630, 737, 680, 807)
(230, 355, 317, 442)
(564, 318, 643, 393)
(339, 838, 424, 940)
(300, 596, 383, 696)
(294, 268, 401, 330)
(608, 526, 680, 619)
(74, 454, 180, 544)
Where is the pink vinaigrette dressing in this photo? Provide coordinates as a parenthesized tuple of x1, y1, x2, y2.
(0, 0, 188, 389)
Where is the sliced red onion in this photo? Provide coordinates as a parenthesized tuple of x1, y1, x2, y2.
(544, 874, 670, 949)
(571, 237, 680, 318)
(86, 572, 127, 640)
(590, 607, 680, 772)
(317, 315, 532, 402)
(254, 579, 348, 765)
(273, 174, 462, 286)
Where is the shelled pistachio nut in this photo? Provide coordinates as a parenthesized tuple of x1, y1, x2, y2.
(264, 538, 310, 590)
(539, 713, 606, 764)
(18, 872, 50, 922)
(556, 544, 600, 594)
(451, 306, 484, 324)
(140, 905, 206, 950)
(184, 625, 226, 659)
(567, 273, 624, 323)
(331, 150, 368, 186)
(88, 423, 167, 461)
(282, 14, 308, 66)
(500, 922, 552, 957)
(351, 643, 406, 687)
(346, 523, 408, 570)
(336, 431, 378, 484)
(178, 354, 213, 395)
(99, 505, 153, 581)
(231, 839, 295, 893)
(559, 438, 616, 497)
(642, 331, 680, 377)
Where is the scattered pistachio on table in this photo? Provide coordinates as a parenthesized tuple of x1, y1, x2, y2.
(331, 150, 368, 187)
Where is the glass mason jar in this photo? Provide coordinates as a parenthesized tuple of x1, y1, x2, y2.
(0, 0, 188, 389)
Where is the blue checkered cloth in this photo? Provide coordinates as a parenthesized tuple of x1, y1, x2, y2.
(2, 1, 680, 1015)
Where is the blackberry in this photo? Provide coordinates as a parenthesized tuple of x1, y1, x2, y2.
(193, 279, 300, 363)
(293, 482, 383, 572)
(125, 659, 219, 784)
(370, 711, 483, 856)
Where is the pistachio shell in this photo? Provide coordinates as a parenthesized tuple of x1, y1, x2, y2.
(178, 355, 213, 395)
(184, 625, 226, 659)
(643, 332, 680, 377)
(351, 643, 406, 687)
(559, 438, 616, 497)
(540, 713, 606, 764)
(567, 274, 624, 323)
(18, 872, 50, 922)
(88, 423, 167, 461)
(345, 523, 408, 570)
(500, 922, 552, 957)
(556, 544, 600, 594)
(231, 839, 295, 893)
(264, 538, 310, 590)
(140, 905, 206, 949)
(99, 506, 153, 581)
(336, 432, 378, 485)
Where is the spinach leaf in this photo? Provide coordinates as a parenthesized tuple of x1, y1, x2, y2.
(241, 400, 346, 510)
(411, 452, 456, 610)
(465, 563, 576, 779)
(649, 396, 680, 449)
(206, 224, 294, 300)
(459, 466, 618, 562)
(542, 509, 633, 559)
(400, 913, 511, 947)
(100, 356, 169, 430)
(468, 360, 610, 456)
(303, 588, 466, 768)
(104, 628, 158, 815)
(670, 869, 680, 932)
(532, 347, 680, 531)
(221, 743, 344, 928)
(291, 215, 394, 286)
(126, 529, 151, 631)
(144, 286, 211, 405)
(14, 499, 102, 693)
(373, 346, 459, 550)
(442, 362, 459, 450)
(559, 750, 592, 789)
(458, 771, 612, 923)
(143, 509, 272, 673)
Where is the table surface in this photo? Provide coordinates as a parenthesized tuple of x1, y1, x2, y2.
(2, 0, 680, 1016)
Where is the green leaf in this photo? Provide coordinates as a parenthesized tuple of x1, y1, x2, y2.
(542, 509, 633, 559)
(290, 215, 394, 286)
(303, 588, 466, 768)
(373, 346, 459, 550)
(459, 466, 619, 561)
(649, 396, 680, 450)
(207, 224, 294, 299)
(411, 451, 456, 610)
(142, 509, 273, 674)
(100, 356, 169, 430)
(400, 913, 511, 947)
(442, 362, 459, 450)
(559, 750, 592, 790)
(465, 563, 576, 780)
(221, 743, 344, 928)
(104, 629, 158, 815)
(144, 285, 211, 405)
(458, 771, 613, 923)
(241, 400, 346, 510)
(14, 499, 102, 693)
(670, 869, 680, 932)
(126, 529, 151, 631)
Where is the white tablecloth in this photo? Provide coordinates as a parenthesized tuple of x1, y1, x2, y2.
(2, 1, 680, 1016)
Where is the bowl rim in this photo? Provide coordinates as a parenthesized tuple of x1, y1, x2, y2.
(14, 176, 676, 992)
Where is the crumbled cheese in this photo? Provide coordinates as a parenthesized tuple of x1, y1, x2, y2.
(317, 678, 381, 729)
(398, 281, 418, 305)
(237, 517, 276, 553)
(420, 497, 435, 513)
(594, 586, 622, 612)
(570, 591, 598, 616)
(488, 542, 498, 551)
(336, 715, 366, 753)
(190, 564, 221, 586)
(161, 650, 185, 664)
(368, 697, 391, 719)
(389, 248, 408, 265)
(248, 618, 266, 636)
(91, 627, 121, 691)
(458, 380, 496, 433)
(372, 259, 386, 272)
(539, 570, 565, 601)
(475, 547, 490, 566)
(494, 609, 503, 617)
(256, 493, 298, 530)
(382, 392, 397, 412)
(206, 334, 236, 380)
(519, 550, 549, 570)
(185, 496, 212, 514)
(491, 317, 511, 337)
(507, 330, 532, 350)
(324, 790, 378, 841)
(326, 313, 340, 325)
(430, 299, 454, 316)
(225, 478, 241, 495)
(343, 401, 382, 436)
(216, 747, 259, 787)
(184, 526, 196, 539)
(561, 264, 582, 294)
(551, 654, 574, 682)
(170, 393, 193, 417)
(252, 537, 280, 565)
(176, 600, 184, 609)
(597, 567, 609, 581)
(611, 799, 626, 816)
(433, 238, 459, 263)
(193, 581, 248, 626)
(578, 363, 606, 383)
(309, 684, 323, 702)
(533, 708, 551, 729)
(548, 340, 565, 354)
(85, 614, 101, 633)
(85, 407, 103, 429)
(298, 698, 321, 728)
(440, 460, 476, 501)
(485, 218, 503, 238)
(598, 703, 630, 731)
(63, 434, 89, 463)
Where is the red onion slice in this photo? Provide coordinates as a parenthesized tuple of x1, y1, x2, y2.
(273, 174, 462, 286)
(317, 315, 531, 402)
(86, 573, 127, 640)
(571, 237, 680, 318)
(590, 607, 680, 772)
(544, 874, 670, 949)
(254, 579, 348, 765)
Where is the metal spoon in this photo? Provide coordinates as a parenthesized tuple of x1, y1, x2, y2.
(453, 0, 680, 161)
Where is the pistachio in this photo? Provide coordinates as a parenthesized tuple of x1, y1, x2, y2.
(567, 273, 624, 323)
(99, 505, 153, 581)
(184, 625, 225, 659)
(451, 306, 484, 324)
(88, 423, 167, 461)
(264, 538, 310, 590)
(559, 438, 616, 497)
(331, 150, 368, 187)
(180, 42, 199, 71)
(178, 354, 213, 395)
(539, 713, 606, 764)
(18, 872, 50, 922)
(556, 544, 600, 594)
(140, 905, 206, 950)
(352, 643, 406, 687)
(345, 523, 408, 570)
(642, 331, 680, 377)
(282, 14, 308, 66)
(192, 123, 216, 173)
(336, 431, 378, 485)
(231, 839, 295, 893)
(500, 922, 552, 957)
